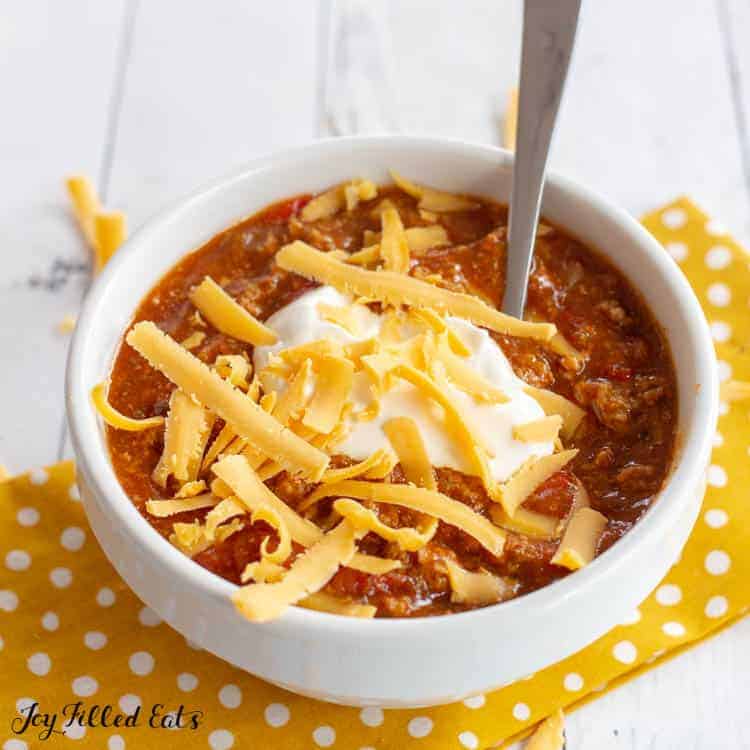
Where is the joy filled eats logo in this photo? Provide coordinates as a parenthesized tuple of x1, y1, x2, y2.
(11, 700, 204, 741)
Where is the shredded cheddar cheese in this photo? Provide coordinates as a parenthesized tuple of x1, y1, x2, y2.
(152, 389, 214, 487)
(94, 211, 127, 270)
(383, 417, 436, 490)
(232, 520, 362, 622)
(334, 498, 436, 552)
(523, 385, 586, 440)
(126, 322, 329, 480)
(91, 382, 164, 432)
(190, 276, 278, 346)
(443, 559, 507, 606)
(298, 591, 376, 618)
(180, 330, 206, 349)
(301, 480, 505, 556)
(275, 241, 555, 341)
(302, 356, 354, 434)
(551, 507, 607, 570)
(145, 494, 218, 517)
(513, 415, 564, 443)
(214, 354, 251, 390)
(503, 87, 518, 151)
(390, 170, 480, 212)
(380, 206, 410, 273)
(321, 449, 394, 483)
(66, 175, 99, 246)
(489, 504, 559, 540)
(525, 709, 565, 750)
(495, 449, 578, 518)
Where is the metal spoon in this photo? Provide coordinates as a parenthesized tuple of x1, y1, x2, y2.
(503, 0, 582, 318)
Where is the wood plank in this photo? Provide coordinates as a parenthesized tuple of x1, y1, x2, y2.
(717, 0, 750, 242)
(553, 0, 750, 243)
(105, 0, 320, 227)
(56, 0, 321, 460)
(384, 0, 750, 244)
(0, 0, 126, 471)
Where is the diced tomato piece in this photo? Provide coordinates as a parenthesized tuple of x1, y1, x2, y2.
(603, 363, 633, 382)
(522, 469, 578, 518)
(260, 194, 312, 222)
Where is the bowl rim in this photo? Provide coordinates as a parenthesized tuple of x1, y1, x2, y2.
(66, 133, 718, 639)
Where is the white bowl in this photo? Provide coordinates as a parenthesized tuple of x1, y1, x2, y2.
(66, 136, 718, 708)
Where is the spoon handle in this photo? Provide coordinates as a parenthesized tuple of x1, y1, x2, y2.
(503, 0, 581, 318)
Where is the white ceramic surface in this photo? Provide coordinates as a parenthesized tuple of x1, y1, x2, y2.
(66, 136, 718, 707)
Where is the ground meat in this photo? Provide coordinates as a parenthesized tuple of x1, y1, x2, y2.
(106, 184, 677, 617)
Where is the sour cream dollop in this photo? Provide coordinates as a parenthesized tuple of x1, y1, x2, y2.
(254, 286, 552, 483)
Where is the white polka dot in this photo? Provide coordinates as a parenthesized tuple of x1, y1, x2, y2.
(208, 730, 235, 750)
(661, 208, 687, 229)
(264, 703, 290, 728)
(710, 321, 731, 342)
(706, 219, 728, 236)
(60, 526, 86, 552)
(72, 676, 98, 697)
(108, 736, 125, 750)
(3, 740, 28, 750)
(177, 673, 198, 692)
(713, 431, 724, 447)
(705, 549, 731, 575)
(63, 722, 86, 740)
(704, 508, 728, 528)
(41, 611, 59, 631)
(16, 697, 36, 713)
(655, 583, 682, 606)
(119, 694, 141, 715)
(705, 595, 729, 618)
(313, 726, 336, 747)
(16, 507, 39, 527)
(5, 550, 31, 572)
(612, 640, 637, 664)
(620, 608, 641, 625)
(128, 651, 154, 676)
(27, 652, 51, 676)
(662, 621, 686, 637)
(408, 717, 434, 738)
(360, 707, 383, 727)
(458, 730, 479, 749)
(717, 360, 732, 382)
(218, 684, 242, 709)
(69, 484, 81, 502)
(707, 282, 731, 307)
(138, 607, 161, 627)
(50, 567, 72, 588)
(28, 468, 49, 485)
(705, 245, 732, 269)
(0, 590, 19, 612)
(563, 672, 584, 691)
(97, 587, 116, 606)
(84, 631, 107, 650)
(719, 401, 729, 415)
(463, 694, 485, 709)
(707, 465, 727, 488)
(512, 702, 530, 721)
(665, 242, 687, 262)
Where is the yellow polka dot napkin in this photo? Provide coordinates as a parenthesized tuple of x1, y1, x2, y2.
(1, 198, 747, 750)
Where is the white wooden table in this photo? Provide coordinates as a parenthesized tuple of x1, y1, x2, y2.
(3, 1, 749, 746)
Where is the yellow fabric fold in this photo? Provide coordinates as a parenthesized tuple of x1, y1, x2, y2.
(0, 198, 747, 749)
